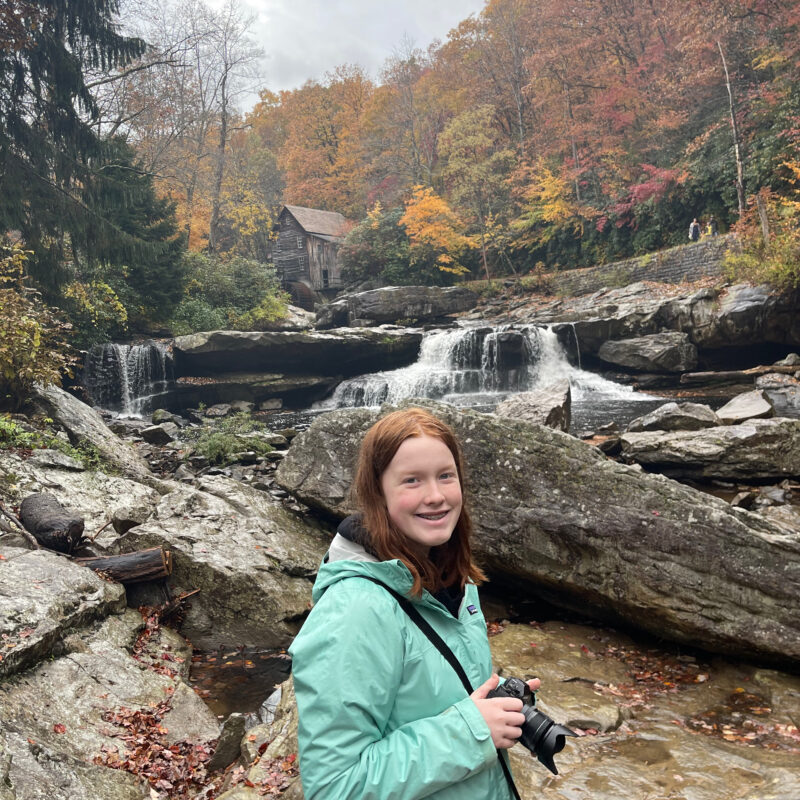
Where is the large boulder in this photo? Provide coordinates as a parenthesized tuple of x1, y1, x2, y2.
(315, 286, 478, 329)
(626, 402, 720, 432)
(111, 476, 330, 650)
(494, 381, 571, 431)
(597, 331, 697, 373)
(276, 402, 800, 666)
(620, 417, 800, 480)
(172, 328, 422, 377)
(32, 384, 161, 488)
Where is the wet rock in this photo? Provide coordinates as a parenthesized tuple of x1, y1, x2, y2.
(626, 402, 720, 432)
(620, 418, 800, 480)
(598, 331, 698, 373)
(259, 398, 283, 410)
(716, 390, 775, 424)
(494, 381, 571, 431)
(730, 491, 757, 509)
(755, 372, 800, 390)
(775, 353, 800, 366)
(276, 402, 800, 665)
(32, 385, 161, 488)
(0, 611, 218, 800)
(226, 678, 302, 800)
(230, 401, 255, 414)
(0, 550, 126, 679)
(315, 286, 477, 329)
(151, 408, 180, 425)
(207, 713, 246, 772)
(110, 476, 329, 650)
(140, 422, 179, 445)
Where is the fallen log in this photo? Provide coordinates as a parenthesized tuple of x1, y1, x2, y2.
(19, 493, 83, 553)
(74, 546, 172, 584)
(680, 364, 799, 386)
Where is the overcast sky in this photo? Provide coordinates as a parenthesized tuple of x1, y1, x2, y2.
(237, 0, 486, 100)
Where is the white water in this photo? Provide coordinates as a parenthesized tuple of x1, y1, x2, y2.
(83, 342, 173, 417)
(317, 325, 652, 416)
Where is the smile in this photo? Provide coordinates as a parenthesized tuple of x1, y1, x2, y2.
(416, 511, 449, 521)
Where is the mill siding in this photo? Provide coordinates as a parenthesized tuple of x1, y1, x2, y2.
(274, 205, 347, 293)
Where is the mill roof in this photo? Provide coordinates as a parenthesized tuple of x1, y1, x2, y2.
(283, 205, 348, 238)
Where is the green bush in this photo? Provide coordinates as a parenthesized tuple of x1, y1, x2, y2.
(187, 412, 274, 466)
(0, 244, 78, 410)
(170, 298, 228, 336)
(0, 415, 104, 470)
(231, 291, 290, 331)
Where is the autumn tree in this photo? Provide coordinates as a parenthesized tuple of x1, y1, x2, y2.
(439, 105, 514, 278)
(399, 186, 475, 283)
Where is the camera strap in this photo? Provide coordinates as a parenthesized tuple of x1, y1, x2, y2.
(361, 577, 522, 800)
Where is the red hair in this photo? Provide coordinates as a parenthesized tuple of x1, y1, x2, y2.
(352, 407, 486, 596)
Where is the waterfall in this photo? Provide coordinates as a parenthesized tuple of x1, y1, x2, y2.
(320, 325, 643, 411)
(83, 342, 173, 417)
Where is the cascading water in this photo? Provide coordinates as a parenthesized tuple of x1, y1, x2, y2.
(318, 324, 657, 430)
(83, 342, 173, 417)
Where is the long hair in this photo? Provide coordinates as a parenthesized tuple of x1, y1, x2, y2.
(352, 407, 487, 596)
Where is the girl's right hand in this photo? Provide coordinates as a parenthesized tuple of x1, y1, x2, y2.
(470, 674, 526, 749)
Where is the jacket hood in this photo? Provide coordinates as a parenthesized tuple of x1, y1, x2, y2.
(312, 515, 414, 603)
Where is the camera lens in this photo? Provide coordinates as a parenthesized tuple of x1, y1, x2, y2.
(519, 708, 575, 775)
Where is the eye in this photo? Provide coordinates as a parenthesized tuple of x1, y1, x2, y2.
(440, 471, 457, 480)
(402, 476, 419, 484)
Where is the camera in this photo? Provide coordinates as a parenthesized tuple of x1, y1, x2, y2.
(487, 676, 576, 775)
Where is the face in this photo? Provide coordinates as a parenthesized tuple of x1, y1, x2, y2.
(379, 434, 463, 558)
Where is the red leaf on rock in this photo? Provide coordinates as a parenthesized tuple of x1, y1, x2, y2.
(53, 723, 66, 734)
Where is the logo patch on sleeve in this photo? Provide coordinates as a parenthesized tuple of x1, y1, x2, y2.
(466, 604, 478, 615)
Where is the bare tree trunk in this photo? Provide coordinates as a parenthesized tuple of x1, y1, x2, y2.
(718, 41, 746, 217)
(208, 73, 228, 253)
(756, 192, 771, 244)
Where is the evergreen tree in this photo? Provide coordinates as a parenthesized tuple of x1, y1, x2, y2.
(0, 0, 146, 291)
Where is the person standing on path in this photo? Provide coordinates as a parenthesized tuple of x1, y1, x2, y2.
(689, 218, 701, 241)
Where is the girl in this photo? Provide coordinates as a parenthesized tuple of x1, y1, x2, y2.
(289, 407, 536, 799)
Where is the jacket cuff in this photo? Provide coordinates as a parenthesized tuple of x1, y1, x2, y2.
(451, 696, 497, 768)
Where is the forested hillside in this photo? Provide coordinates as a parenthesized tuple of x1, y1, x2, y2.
(1, 0, 799, 366)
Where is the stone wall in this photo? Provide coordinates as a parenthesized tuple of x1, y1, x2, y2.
(548, 234, 736, 297)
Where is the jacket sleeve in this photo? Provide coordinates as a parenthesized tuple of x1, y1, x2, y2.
(288, 583, 498, 800)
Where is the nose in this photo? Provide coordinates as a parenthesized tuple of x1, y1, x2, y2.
(423, 480, 445, 506)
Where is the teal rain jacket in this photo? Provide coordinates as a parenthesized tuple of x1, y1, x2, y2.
(288, 532, 516, 800)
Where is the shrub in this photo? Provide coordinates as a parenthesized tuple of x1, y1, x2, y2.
(170, 299, 228, 336)
(62, 279, 128, 347)
(189, 412, 274, 466)
(0, 415, 104, 469)
(231, 291, 290, 331)
(0, 244, 78, 410)
(724, 186, 800, 290)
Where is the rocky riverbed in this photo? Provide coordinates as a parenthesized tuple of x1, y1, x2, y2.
(2, 331, 800, 798)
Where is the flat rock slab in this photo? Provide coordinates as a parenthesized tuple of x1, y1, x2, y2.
(716, 389, 775, 424)
(620, 417, 800, 480)
(276, 402, 800, 665)
(626, 402, 720, 432)
(113, 476, 330, 650)
(598, 331, 697, 373)
(172, 328, 422, 377)
(0, 550, 126, 679)
(0, 611, 218, 800)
